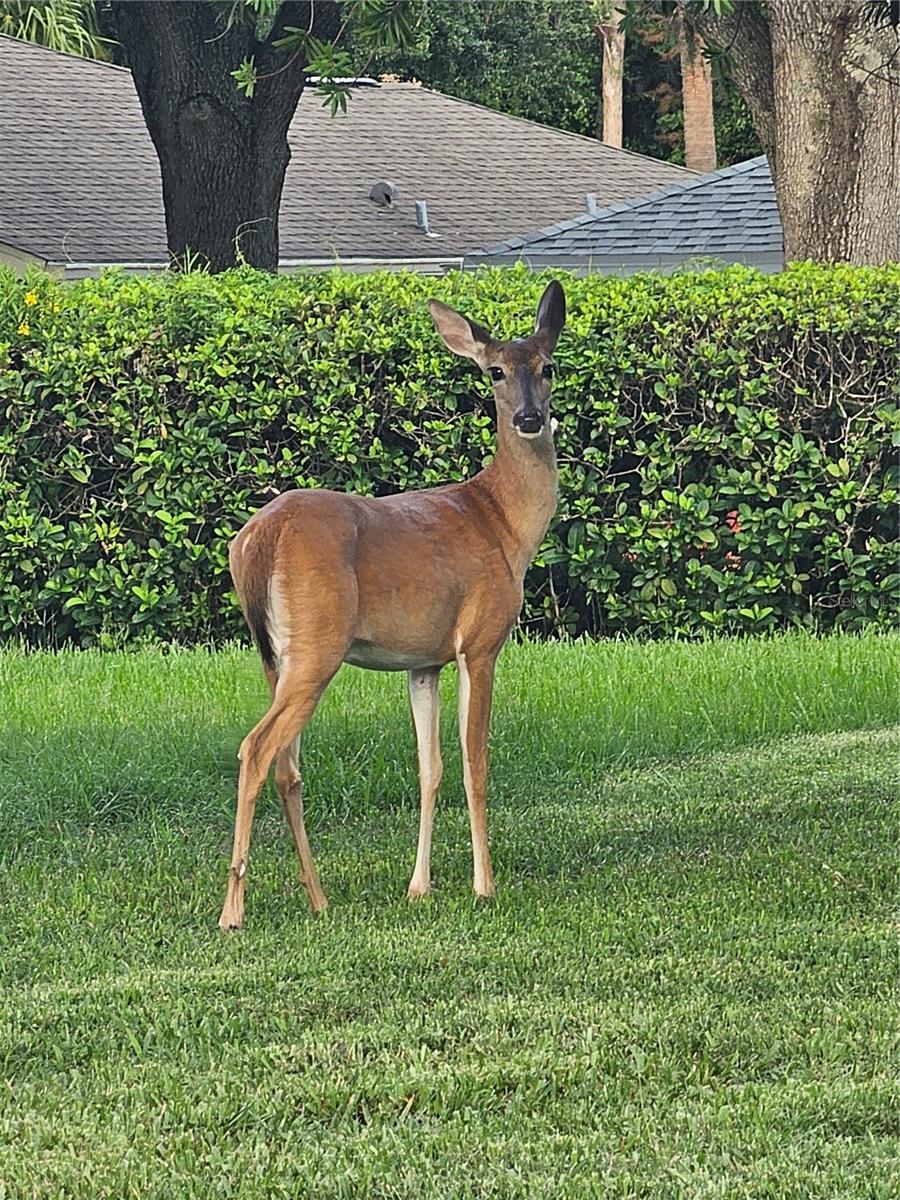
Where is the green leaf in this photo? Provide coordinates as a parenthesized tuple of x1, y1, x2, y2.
(230, 56, 257, 99)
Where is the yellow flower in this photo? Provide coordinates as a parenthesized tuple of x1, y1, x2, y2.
(17, 322, 30, 336)
(23, 291, 38, 307)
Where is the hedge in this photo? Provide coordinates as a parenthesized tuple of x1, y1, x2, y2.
(0, 262, 897, 647)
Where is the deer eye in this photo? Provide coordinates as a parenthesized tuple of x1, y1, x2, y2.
(489, 366, 505, 382)
(542, 363, 554, 380)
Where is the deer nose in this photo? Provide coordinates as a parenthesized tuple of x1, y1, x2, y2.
(513, 409, 543, 435)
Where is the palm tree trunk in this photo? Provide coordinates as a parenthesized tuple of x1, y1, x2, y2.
(597, 3, 625, 147)
(678, 1, 717, 173)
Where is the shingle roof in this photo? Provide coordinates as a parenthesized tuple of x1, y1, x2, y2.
(467, 156, 783, 270)
(0, 39, 167, 263)
(0, 34, 693, 267)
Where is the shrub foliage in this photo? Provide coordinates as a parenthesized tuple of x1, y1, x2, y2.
(0, 264, 897, 646)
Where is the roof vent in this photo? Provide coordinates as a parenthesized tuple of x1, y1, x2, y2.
(415, 200, 430, 234)
(585, 193, 599, 215)
(369, 180, 396, 209)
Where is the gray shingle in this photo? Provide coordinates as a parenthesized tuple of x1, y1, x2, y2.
(0, 35, 694, 266)
(468, 156, 784, 270)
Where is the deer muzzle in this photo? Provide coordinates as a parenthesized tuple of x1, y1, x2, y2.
(513, 408, 544, 437)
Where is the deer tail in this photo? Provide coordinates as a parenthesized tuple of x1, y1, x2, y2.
(231, 533, 277, 673)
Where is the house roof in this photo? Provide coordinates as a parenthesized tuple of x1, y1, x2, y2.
(466, 156, 783, 271)
(0, 34, 694, 269)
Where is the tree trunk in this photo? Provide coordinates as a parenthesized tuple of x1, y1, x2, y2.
(694, 0, 900, 265)
(110, 1, 340, 272)
(678, 1, 717, 172)
(769, 0, 899, 263)
(597, 4, 625, 147)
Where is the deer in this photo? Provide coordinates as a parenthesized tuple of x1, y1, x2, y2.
(218, 280, 566, 930)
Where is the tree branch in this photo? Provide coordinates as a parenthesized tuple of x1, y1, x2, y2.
(255, 1, 342, 79)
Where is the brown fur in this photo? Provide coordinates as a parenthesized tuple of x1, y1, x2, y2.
(219, 282, 566, 929)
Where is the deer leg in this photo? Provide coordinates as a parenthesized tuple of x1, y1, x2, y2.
(456, 652, 497, 898)
(274, 736, 327, 915)
(261, 665, 325, 911)
(406, 666, 443, 899)
(219, 669, 333, 931)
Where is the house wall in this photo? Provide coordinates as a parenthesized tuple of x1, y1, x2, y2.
(462, 252, 785, 275)
(0, 241, 52, 275)
(42, 256, 464, 279)
(280, 257, 463, 276)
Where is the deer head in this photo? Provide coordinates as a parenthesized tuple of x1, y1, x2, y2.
(428, 280, 566, 440)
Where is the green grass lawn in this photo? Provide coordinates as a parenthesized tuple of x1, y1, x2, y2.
(1, 633, 897, 1199)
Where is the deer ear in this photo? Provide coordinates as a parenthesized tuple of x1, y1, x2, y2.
(428, 300, 492, 361)
(535, 280, 566, 352)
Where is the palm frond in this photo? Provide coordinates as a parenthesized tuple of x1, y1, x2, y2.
(0, 0, 113, 60)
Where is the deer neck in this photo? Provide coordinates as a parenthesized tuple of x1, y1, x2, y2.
(477, 419, 558, 577)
